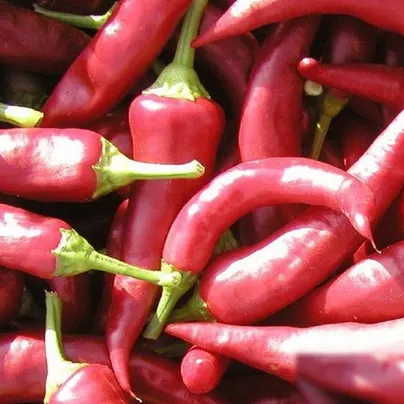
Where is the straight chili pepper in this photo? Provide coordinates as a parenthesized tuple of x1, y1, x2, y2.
(297, 352, 404, 404)
(40, 0, 191, 127)
(0, 2, 90, 75)
(0, 128, 204, 202)
(146, 157, 376, 337)
(93, 199, 128, 334)
(169, 108, 404, 326)
(298, 58, 404, 118)
(166, 319, 404, 390)
(44, 292, 131, 403)
(0, 203, 180, 287)
(238, 16, 319, 244)
(0, 331, 228, 404)
(274, 240, 404, 326)
(192, 0, 404, 47)
(106, 0, 225, 394)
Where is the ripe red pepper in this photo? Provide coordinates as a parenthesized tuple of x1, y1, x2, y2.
(40, 0, 192, 127)
(48, 275, 91, 333)
(166, 319, 404, 393)
(0, 331, 227, 404)
(297, 352, 404, 404)
(0, 2, 90, 75)
(298, 58, 404, 118)
(106, 0, 225, 394)
(307, 16, 377, 159)
(0, 203, 181, 287)
(146, 157, 376, 337)
(0, 128, 203, 202)
(195, 5, 259, 115)
(339, 112, 378, 170)
(93, 199, 128, 334)
(275, 240, 404, 326)
(0, 267, 24, 327)
(44, 292, 131, 403)
(169, 108, 404, 325)
(36, 0, 114, 15)
(238, 16, 319, 244)
(192, 0, 404, 47)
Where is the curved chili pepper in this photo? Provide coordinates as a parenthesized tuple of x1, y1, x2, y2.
(36, 0, 114, 15)
(238, 16, 319, 244)
(107, 0, 225, 394)
(0, 331, 227, 404)
(298, 58, 404, 116)
(297, 352, 404, 404)
(196, 5, 258, 115)
(0, 2, 90, 74)
(0, 128, 204, 202)
(169, 108, 404, 325)
(0, 267, 24, 327)
(0, 203, 181, 287)
(40, 0, 191, 127)
(44, 292, 131, 403)
(192, 0, 404, 47)
(146, 157, 376, 337)
(308, 16, 377, 159)
(276, 240, 404, 326)
(166, 319, 404, 388)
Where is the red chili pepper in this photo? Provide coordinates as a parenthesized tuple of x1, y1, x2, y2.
(169, 109, 404, 326)
(146, 157, 376, 337)
(347, 96, 384, 125)
(93, 199, 128, 334)
(0, 2, 90, 75)
(192, 0, 404, 47)
(0, 203, 181, 287)
(297, 378, 347, 404)
(298, 58, 404, 117)
(181, 347, 230, 395)
(238, 16, 319, 244)
(306, 16, 378, 159)
(106, 0, 225, 394)
(277, 240, 404, 326)
(195, 4, 259, 115)
(339, 112, 378, 170)
(47, 275, 91, 333)
(36, 0, 114, 15)
(40, 0, 191, 127)
(0, 267, 24, 327)
(166, 319, 404, 388)
(0, 331, 227, 404)
(297, 352, 404, 404)
(44, 292, 131, 403)
(0, 128, 203, 202)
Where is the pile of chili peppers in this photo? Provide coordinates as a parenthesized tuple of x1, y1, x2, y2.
(3, 0, 404, 402)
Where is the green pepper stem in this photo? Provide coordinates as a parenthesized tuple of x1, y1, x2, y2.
(33, 3, 116, 30)
(52, 229, 181, 288)
(0, 102, 43, 127)
(311, 91, 348, 160)
(174, 0, 208, 68)
(143, 0, 210, 101)
(151, 60, 166, 76)
(144, 267, 198, 340)
(214, 229, 239, 255)
(93, 137, 205, 199)
(44, 292, 85, 404)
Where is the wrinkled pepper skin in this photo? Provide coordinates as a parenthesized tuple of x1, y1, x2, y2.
(0, 2, 90, 74)
(41, 0, 192, 127)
